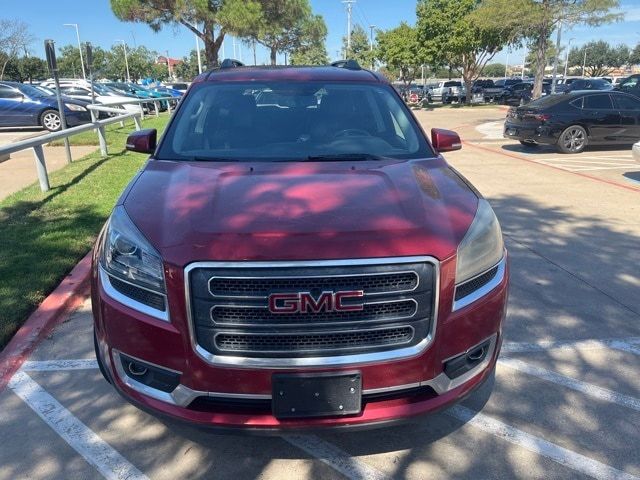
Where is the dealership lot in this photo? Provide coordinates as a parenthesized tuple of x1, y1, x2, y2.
(1, 106, 639, 480)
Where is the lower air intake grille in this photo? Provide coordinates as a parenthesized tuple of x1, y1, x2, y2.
(215, 327, 414, 353)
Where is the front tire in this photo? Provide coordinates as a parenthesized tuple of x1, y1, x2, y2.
(40, 109, 61, 132)
(557, 125, 587, 154)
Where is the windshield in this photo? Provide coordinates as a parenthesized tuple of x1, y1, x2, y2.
(157, 82, 433, 162)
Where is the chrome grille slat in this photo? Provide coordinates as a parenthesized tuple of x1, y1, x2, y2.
(208, 270, 419, 299)
(209, 299, 418, 327)
(214, 326, 415, 353)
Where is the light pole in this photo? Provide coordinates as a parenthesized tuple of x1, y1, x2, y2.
(505, 50, 510, 80)
(521, 48, 527, 80)
(342, 0, 356, 56)
(166, 50, 172, 79)
(63, 23, 86, 80)
(195, 32, 202, 74)
(116, 40, 130, 82)
(563, 37, 575, 79)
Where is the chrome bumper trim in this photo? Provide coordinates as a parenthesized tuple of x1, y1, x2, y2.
(112, 334, 497, 408)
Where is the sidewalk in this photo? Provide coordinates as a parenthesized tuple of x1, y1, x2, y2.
(0, 145, 97, 201)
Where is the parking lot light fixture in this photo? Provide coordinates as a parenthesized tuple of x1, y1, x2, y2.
(63, 23, 85, 80)
(116, 40, 131, 83)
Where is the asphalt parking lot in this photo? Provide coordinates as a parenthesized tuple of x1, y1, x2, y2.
(1, 106, 639, 480)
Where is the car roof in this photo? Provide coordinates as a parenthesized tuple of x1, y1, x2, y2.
(194, 65, 385, 84)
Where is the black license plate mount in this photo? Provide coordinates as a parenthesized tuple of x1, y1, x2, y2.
(272, 371, 362, 419)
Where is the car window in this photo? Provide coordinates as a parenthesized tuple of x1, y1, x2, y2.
(583, 94, 613, 110)
(613, 94, 640, 110)
(0, 86, 19, 98)
(157, 82, 434, 162)
(620, 77, 639, 88)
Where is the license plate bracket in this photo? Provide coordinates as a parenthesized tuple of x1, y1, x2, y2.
(272, 371, 362, 419)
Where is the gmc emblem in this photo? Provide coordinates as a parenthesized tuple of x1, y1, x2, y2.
(268, 290, 364, 314)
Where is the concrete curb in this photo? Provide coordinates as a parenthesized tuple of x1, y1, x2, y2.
(0, 251, 92, 393)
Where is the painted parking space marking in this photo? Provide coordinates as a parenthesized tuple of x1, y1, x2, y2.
(21, 359, 98, 371)
(502, 337, 640, 354)
(283, 435, 389, 480)
(448, 405, 640, 480)
(499, 357, 640, 412)
(7, 371, 148, 480)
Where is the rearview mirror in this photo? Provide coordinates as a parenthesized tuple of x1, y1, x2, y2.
(126, 128, 157, 154)
(431, 128, 462, 153)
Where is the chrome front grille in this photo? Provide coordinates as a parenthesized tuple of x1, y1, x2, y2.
(187, 258, 436, 361)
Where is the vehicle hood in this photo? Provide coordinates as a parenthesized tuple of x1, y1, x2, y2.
(123, 159, 478, 266)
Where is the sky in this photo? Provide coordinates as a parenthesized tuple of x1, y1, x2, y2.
(5, 0, 640, 69)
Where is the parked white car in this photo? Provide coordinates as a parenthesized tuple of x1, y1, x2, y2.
(40, 80, 144, 115)
(633, 141, 640, 163)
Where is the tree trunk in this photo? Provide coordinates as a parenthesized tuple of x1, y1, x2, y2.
(270, 46, 277, 65)
(203, 24, 225, 68)
(532, 32, 548, 99)
(532, 0, 551, 100)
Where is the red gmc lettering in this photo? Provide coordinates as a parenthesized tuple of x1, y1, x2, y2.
(268, 291, 365, 314)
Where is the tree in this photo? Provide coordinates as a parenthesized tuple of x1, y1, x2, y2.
(482, 63, 506, 77)
(477, 0, 621, 98)
(57, 44, 107, 79)
(289, 15, 329, 65)
(110, 0, 262, 67)
(568, 40, 629, 76)
(342, 24, 374, 68)
(417, 0, 521, 104)
(104, 44, 157, 81)
(250, 0, 317, 65)
(525, 39, 559, 75)
(0, 19, 33, 80)
(175, 49, 205, 79)
(630, 43, 640, 65)
(377, 23, 421, 87)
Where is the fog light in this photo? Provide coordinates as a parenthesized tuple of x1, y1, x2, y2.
(443, 339, 491, 379)
(119, 353, 180, 393)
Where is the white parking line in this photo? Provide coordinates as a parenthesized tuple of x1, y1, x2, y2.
(611, 341, 640, 356)
(21, 359, 98, 371)
(502, 337, 640, 354)
(7, 371, 148, 480)
(448, 405, 640, 480)
(499, 358, 640, 412)
(283, 434, 389, 480)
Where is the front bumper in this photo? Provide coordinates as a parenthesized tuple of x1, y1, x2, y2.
(65, 111, 92, 127)
(92, 253, 509, 431)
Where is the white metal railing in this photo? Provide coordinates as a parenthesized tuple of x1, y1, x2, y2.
(91, 95, 178, 119)
(0, 110, 145, 193)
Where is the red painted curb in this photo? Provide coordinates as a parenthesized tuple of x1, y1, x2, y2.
(0, 250, 93, 392)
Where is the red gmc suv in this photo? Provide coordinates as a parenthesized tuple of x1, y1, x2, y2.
(92, 59, 509, 431)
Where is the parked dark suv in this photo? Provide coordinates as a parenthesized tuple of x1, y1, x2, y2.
(92, 59, 509, 431)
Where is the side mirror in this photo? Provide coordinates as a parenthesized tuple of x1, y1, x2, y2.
(126, 128, 157, 154)
(431, 128, 462, 153)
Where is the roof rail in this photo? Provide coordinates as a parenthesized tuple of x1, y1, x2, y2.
(331, 59, 361, 70)
(220, 58, 245, 69)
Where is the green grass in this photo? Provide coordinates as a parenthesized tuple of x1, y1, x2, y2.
(0, 115, 169, 348)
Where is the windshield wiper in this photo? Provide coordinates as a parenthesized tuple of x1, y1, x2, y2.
(303, 153, 387, 162)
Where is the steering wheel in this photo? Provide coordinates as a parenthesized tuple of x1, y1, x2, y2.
(333, 128, 371, 139)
